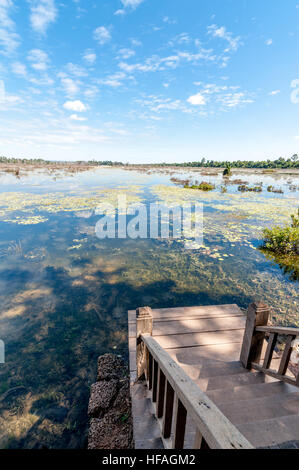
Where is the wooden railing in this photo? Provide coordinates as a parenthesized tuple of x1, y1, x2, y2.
(136, 307, 253, 449)
(240, 303, 299, 387)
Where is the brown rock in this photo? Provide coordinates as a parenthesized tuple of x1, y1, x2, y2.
(97, 354, 126, 381)
(88, 380, 118, 418)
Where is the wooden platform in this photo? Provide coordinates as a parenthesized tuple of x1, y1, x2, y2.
(128, 304, 299, 449)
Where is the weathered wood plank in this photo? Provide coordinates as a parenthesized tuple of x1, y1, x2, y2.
(173, 397, 187, 449)
(148, 353, 153, 390)
(155, 329, 245, 350)
(206, 381, 297, 405)
(142, 335, 253, 449)
(156, 368, 166, 418)
(152, 359, 158, 402)
(278, 335, 296, 376)
(128, 304, 243, 321)
(237, 415, 299, 448)
(240, 302, 270, 369)
(256, 326, 299, 337)
(263, 333, 278, 369)
(251, 363, 298, 387)
(163, 381, 174, 439)
(129, 316, 246, 338)
(217, 390, 299, 425)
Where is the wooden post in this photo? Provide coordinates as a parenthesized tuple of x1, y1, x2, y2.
(163, 381, 174, 439)
(136, 306, 153, 379)
(240, 302, 270, 369)
(173, 396, 187, 449)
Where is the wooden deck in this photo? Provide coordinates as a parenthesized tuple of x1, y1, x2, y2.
(128, 304, 299, 449)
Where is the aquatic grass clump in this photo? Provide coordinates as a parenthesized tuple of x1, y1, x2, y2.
(238, 184, 262, 193)
(184, 181, 215, 191)
(262, 210, 299, 255)
(267, 185, 284, 194)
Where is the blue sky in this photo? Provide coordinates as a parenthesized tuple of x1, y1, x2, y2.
(0, 0, 298, 162)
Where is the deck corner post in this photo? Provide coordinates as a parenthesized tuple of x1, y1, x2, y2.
(240, 302, 270, 369)
(136, 306, 153, 379)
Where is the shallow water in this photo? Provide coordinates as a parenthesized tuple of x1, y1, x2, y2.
(0, 167, 298, 448)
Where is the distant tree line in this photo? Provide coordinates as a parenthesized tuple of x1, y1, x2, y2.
(0, 154, 298, 169)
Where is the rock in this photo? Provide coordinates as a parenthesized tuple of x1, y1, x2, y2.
(88, 354, 133, 449)
(88, 413, 134, 449)
(97, 354, 126, 381)
(113, 380, 130, 413)
(88, 380, 118, 418)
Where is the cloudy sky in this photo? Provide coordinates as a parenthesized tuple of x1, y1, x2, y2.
(0, 0, 298, 162)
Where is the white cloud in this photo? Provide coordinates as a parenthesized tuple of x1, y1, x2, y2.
(27, 49, 50, 71)
(217, 91, 254, 108)
(207, 24, 242, 52)
(0, 0, 20, 55)
(131, 38, 142, 46)
(29, 0, 57, 35)
(266, 38, 273, 46)
(269, 90, 280, 96)
(168, 33, 191, 47)
(118, 49, 215, 74)
(65, 62, 88, 77)
(83, 49, 96, 65)
(121, 0, 144, 8)
(84, 85, 99, 98)
(70, 114, 87, 121)
(114, 0, 144, 15)
(61, 78, 80, 96)
(114, 9, 125, 16)
(118, 48, 135, 59)
(12, 61, 27, 76)
(63, 100, 87, 112)
(187, 92, 206, 106)
(94, 26, 111, 45)
(99, 72, 126, 87)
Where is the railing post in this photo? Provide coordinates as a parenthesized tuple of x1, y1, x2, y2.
(240, 302, 270, 369)
(136, 306, 153, 379)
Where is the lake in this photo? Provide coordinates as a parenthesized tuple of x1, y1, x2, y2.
(0, 165, 298, 448)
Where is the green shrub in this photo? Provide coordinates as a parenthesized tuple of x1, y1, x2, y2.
(223, 164, 232, 176)
(262, 210, 299, 254)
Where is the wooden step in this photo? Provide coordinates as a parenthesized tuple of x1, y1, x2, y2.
(206, 381, 297, 405)
(129, 315, 246, 338)
(237, 415, 299, 448)
(177, 360, 248, 382)
(154, 329, 245, 350)
(197, 371, 277, 392)
(128, 304, 244, 322)
(218, 391, 299, 425)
